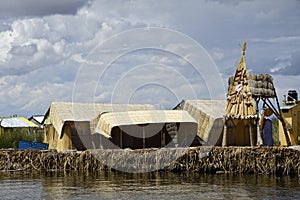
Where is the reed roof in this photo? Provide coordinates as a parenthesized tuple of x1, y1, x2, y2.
(94, 110, 197, 138)
(225, 41, 257, 119)
(182, 99, 226, 142)
(49, 102, 156, 138)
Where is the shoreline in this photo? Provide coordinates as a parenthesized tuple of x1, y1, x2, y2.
(0, 146, 299, 176)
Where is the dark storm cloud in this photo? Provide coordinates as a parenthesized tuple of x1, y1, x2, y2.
(0, 0, 88, 19)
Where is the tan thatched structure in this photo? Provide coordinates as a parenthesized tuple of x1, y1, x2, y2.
(178, 100, 226, 145)
(223, 41, 261, 146)
(223, 41, 295, 146)
(93, 110, 198, 148)
(43, 102, 156, 151)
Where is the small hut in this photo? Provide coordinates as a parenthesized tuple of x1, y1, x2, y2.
(0, 116, 39, 148)
(222, 41, 260, 146)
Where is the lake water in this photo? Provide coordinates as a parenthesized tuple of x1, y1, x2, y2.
(0, 171, 299, 200)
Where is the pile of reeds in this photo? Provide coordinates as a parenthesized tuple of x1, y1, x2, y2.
(228, 73, 275, 98)
(0, 150, 106, 171)
(0, 147, 299, 175)
(167, 146, 300, 175)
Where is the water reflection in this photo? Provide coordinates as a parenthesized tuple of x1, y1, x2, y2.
(0, 171, 299, 200)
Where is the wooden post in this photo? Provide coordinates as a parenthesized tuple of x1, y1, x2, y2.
(222, 117, 227, 146)
(120, 128, 122, 148)
(143, 126, 145, 148)
(160, 130, 163, 147)
(255, 98, 263, 146)
(249, 120, 254, 146)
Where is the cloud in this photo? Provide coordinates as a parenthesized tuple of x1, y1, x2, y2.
(250, 36, 300, 44)
(0, 0, 299, 117)
(0, 0, 88, 19)
(271, 51, 300, 75)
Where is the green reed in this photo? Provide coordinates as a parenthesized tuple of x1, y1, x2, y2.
(0, 128, 43, 149)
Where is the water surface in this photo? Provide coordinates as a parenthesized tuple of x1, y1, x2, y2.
(0, 171, 299, 199)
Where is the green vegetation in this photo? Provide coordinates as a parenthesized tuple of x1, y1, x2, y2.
(0, 128, 43, 149)
(272, 118, 280, 146)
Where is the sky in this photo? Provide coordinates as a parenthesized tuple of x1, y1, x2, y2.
(0, 0, 299, 117)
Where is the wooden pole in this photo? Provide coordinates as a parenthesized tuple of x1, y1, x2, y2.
(120, 128, 122, 148)
(143, 126, 145, 148)
(255, 98, 263, 146)
(249, 120, 254, 146)
(222, 117, 227, 146)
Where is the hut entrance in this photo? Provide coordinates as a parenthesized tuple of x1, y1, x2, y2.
(109, 123, 172, 149)
(225, 118, 257, 146)
(236, 120, 246, 145)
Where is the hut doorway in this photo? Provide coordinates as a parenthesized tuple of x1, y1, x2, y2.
(236, 120, 246, 145)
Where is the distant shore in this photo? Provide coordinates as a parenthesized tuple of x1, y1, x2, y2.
(0, 146, 299, 176)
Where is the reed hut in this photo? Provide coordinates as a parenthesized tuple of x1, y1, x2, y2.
(93, 110, 198, 149)
(175, 99, 226, 145)
(223, 41, 259, 146)
(223, 41, 294, 146)
(43, 102, 156, 151)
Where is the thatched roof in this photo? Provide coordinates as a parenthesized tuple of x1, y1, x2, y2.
(225, 41, 257, 119)
(182, 99, 226, 142)
(94, 110, 197, 138)
(228, 73, 275, 98)
(49, 102, 156, 138)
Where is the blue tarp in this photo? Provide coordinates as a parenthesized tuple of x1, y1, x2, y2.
(262, 119, 273, 146)
(18, 140, 48, 150)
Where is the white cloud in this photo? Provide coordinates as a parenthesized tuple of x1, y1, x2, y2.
(0, 0, 299, 117)
(250, 36, 300, 44)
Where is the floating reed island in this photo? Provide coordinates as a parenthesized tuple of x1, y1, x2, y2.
(0, 146, 299, 176)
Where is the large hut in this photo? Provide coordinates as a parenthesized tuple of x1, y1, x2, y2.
(43, 102, 156, 151)
(43, 102, 199, 151)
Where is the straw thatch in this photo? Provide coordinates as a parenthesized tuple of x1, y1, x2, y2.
(228, 73, 275, 98)
(182, 100, 226, 144)
(49, 102, 156, 139)
(92, 110, 198, 149)
(223, 41, 264, 146)
(225, 42, 257, 119)
(95, 110, 197, 138)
